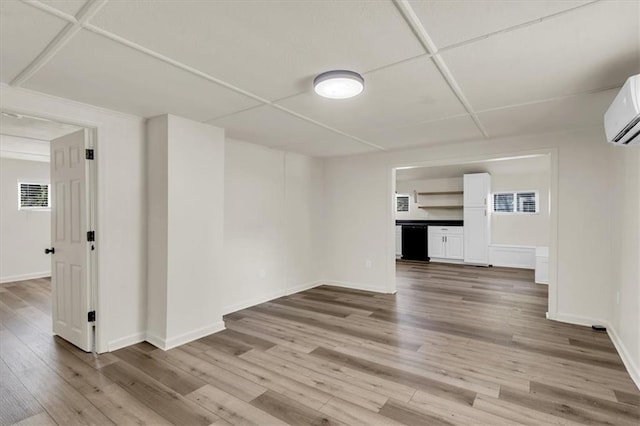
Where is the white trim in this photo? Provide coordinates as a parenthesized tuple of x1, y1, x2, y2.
(547, 312, 607, 328)
(607, 323, 640, 390)
(222, 280, 323, 315)
(325, 280, 396, 294)
(145, 332, 166, 351)
(107, 331, 146, 352)
(430, 258, 465, 265)
(0, 272, 50, 284)
(146, 321, 226, 351)
(0, 151, 50, 162)
(489, 244, 536, 269)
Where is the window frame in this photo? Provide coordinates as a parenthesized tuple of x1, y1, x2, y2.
(492, 190, 539, 215)
(17, 181, 51, 211)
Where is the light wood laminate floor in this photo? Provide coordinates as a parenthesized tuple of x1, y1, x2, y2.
(1, 263, 639, 425)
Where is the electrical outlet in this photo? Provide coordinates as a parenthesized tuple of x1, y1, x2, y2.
(365, 260, 372, 269)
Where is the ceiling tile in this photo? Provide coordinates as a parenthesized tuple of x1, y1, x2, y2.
(360, 115, 483, 150)
(276, 56, 465, 135)
(409, 0, 590, 48)
(40, 0, 88, 17)
(0, 0, 68, 83)
(23, 30, 260, 121)
(440, 1, 639, 110)
(477, 89, 618, 139)
(208, 105, 376, 154)
(89, 0, 425, 101)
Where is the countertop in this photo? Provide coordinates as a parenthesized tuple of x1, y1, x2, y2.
(396, 220, 463, 226)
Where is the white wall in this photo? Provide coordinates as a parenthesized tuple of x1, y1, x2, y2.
(491, 172, 550, 247)
(223, 139, 325, 314)
(324, 129, 614, 320)
(610, 146, 640, 386)
(146, 114, 225, 350)
(1, 84, 147, 353)
(396, 177, 463, 221)
(0, 158, 51, 282)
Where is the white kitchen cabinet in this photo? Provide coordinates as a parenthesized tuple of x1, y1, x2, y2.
(428, 232, 445, 258)
(463, 173, 491, 265)
(395, 225, 402, 258)
(463, 173, 491, 208)
(428, 226, 463, 261)
(464, 208, 489, 264)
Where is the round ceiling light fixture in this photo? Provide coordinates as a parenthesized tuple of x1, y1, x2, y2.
(313, 70, 364, 99)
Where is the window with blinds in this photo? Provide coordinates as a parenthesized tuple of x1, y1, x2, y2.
(19, 182, 50, 210)
(396, 195, 409, 212)
(493, 191, 538, 214)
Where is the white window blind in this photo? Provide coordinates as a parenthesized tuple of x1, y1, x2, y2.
(517, 192, 537, 213)
(19, 182, 50, 210)
(493, 191, 538, 214)
(493, 193, 514, 212)
(396, 195, 409, 212)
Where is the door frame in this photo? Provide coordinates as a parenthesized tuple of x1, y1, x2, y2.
(389, 148, 558, 318)
(2, 108, 101, 352)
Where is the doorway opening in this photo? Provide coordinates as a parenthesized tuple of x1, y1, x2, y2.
(0, 110, 98, 352)
(391, 153, 554, 317)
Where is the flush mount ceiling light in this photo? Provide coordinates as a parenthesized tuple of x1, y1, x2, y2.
(313, 70, 364, 99)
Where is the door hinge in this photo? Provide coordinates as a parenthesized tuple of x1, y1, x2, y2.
(87, 231, 95, 242)
(85, 149, 94, 160)
(88, 311, 96, 322)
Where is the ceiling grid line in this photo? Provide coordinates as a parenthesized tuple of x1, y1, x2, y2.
(436, 0, 602, 55)
(83, 22, 387, 151)
(352, 0, 602, 86)
(16, 0, 387, 152)
(393, 0, 489, 138)
(21, 0, 78, 23)
(9, 0, 631, 155)
(369, 82, 623, 134)
(11, 0, 108, 87)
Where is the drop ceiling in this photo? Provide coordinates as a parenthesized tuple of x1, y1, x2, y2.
(1, 0, 637, 157)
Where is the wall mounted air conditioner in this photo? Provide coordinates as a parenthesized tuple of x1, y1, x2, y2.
(604, 74, 639, 145)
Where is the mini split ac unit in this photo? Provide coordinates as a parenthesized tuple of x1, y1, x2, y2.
(604, 74, 640, 145)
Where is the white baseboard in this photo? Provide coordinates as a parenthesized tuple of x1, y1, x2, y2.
(1, 271, 51, 284)
(108, 331, 146, 351)
(489, 245, 535, 269)
(548, 312, 639, 390)
(325, 280, 395, 294)
(429, 258, 464, 265)
(222, 280, 323, 315)
(607, 323, 640, 390)
(145, 332, 166, 350)
(547, 312, 607, 327)
(146, 320, 226, 351)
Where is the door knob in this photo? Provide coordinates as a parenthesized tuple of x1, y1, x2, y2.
(44, 247, 55, 254)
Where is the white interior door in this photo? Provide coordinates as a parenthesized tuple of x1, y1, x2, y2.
(50, 129, 93, 352)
